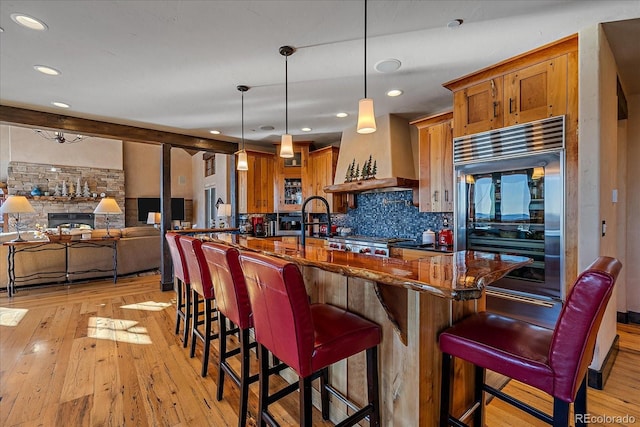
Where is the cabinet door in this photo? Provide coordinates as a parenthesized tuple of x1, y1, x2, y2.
(504, 55, 567, 127)
(260, 154, 275, 212)
(452, 77, 503, 137)
(238, 152, 275, 214)
(419, 121, 453, 213)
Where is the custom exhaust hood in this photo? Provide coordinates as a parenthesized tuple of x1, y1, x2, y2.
(324, 114, 418, 196)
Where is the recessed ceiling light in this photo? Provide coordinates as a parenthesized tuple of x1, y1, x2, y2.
(386, 89, 403, 97)
(51, 101, 70, 108)
(301, 127, 312, 132)
(447, 19, 463, 28)
(0, 27, 4, 32)
(336, 112, 348, 118)
(374, 58, 401, 73)
(209, 130, 221, 135)
(34, 65, 61, 76)
(11, 13, 48, 31)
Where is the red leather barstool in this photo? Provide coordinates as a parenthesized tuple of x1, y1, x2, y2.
(201, 242, 258, 427)
(239, 251, 381, 427)
(439, 256, 622, 427)
(179, 235, 219, 377)
(165, 232, 191, 348)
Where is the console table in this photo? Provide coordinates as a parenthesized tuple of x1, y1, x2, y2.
(3, 238, 119, 297)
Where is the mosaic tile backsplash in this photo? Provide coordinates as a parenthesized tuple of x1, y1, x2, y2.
(326, 190, 453, 242)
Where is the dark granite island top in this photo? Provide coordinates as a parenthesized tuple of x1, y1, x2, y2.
(209, 234, 532, 301)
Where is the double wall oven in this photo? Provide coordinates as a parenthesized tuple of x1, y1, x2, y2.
(454, 116, 565, 327)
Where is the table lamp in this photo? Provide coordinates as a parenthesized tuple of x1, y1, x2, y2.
(0, 195, 35, 242)
(93, 197, 122, 238)
(217, 203, 231, 228)
(146, 211, 161, 228)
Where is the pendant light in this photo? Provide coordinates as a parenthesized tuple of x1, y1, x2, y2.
(357, 0, 376, 134)
(279, 45, 295, 158)
(236, 85, 249, 171)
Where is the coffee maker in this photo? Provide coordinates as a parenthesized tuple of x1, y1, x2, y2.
(251, 217, 266, 237)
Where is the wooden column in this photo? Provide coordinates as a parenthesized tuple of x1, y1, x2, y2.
(160, 143, 173, 291)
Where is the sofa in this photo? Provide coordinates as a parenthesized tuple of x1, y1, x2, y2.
(0, 226, 161, 290)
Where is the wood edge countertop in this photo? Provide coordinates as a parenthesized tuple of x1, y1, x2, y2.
(202, 234, 532, 301)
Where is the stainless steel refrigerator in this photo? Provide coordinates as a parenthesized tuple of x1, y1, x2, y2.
(454, 116, 565, 327)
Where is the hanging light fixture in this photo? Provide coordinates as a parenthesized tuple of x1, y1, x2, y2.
(357, 0, 376, 134)
(236, 85, 249, 171)
(34, 129, 88, 143)
(279, 45, 295, 158)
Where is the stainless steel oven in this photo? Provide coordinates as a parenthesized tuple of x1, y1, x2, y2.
(454, 116, 565, 326)
(277, 213, 302, 236)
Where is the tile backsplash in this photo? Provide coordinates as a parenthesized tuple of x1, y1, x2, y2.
(329, 190, 453, 241)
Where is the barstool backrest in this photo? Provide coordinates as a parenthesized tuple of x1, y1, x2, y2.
(179, 235, 214, 299)
(549, 256, 622, 401)
(165, 232, 189, 283)
(239, 252, 314, 374)
(202, 242, 252, 329)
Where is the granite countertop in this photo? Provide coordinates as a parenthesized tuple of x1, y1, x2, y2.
(207, 234, 532, 301)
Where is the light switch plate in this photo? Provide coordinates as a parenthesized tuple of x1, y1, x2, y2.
(612, 189, 618, 203)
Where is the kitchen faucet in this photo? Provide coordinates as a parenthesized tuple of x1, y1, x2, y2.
(300, 196, 332, 248)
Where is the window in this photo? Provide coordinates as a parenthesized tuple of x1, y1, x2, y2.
(204, 154, 215, 177)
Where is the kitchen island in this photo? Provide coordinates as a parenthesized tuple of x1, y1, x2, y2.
(207, 234, 531, 426)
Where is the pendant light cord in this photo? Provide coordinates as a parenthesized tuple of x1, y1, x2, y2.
(364, 0, 367, 99)
(285, 53, 289, 134)
(241, 90, 245, 150)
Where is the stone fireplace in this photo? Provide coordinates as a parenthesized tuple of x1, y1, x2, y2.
(6, 161, 125, 230)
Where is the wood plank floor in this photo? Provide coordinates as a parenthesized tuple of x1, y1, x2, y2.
(1, 275, 639, 426)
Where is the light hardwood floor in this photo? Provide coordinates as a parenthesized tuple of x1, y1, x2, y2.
(1, 275, 638, 426)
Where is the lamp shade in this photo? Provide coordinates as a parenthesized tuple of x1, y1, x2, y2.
(217, 203, 232, 217)
(146, 212, 161, 225)
(357, 98, 377, 134)
(0, 195, 35, 214)
(280, 134, 294, 158)
(93, 197, 122, 214)
(237, 150, 249, 171)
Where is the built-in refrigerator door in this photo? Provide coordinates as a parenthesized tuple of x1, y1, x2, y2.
(455, 151, 564, 300)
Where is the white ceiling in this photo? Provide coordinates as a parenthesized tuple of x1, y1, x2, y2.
(1, 1, 639, 149)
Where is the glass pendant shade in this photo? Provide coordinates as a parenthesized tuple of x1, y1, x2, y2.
(280, 134, 294, 158)
(357, 98, 377, 134)
(237, 150, 249, 171)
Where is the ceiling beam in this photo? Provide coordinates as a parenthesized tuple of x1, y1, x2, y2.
(0, 105, 238, 154)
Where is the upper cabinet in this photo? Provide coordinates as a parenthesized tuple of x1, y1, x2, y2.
(445, 35, 576, 138)
(275, 142, 310, 212)
(308, 146, 347, 213)
(411, 112, 454, 213)
(238, 150, 275, 214)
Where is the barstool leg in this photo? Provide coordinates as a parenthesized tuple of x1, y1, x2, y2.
(190, 290, 199, 358)
(175, 278, 182, 335)
(217, 313, 228, 401)
(183, 282, 191, 348)
(553, 398, 570, 427)
(320, 367, 330, 420)
(257, 344, 269, 427)
(201, 298, 213, 377)
(440, 352, 452, 427)
(574, 376, 588, 427)
(473, 364, 484, 426)
(238, 328, 251, 427)
(366, 346, 381, 427)
(299, 376, 313, 427)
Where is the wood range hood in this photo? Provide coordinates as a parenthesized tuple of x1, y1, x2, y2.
(323, 114, 418, 208)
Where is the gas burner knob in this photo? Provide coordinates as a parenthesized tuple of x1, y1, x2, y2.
(374, 249, 386, 255)
(344, 245, 351, 252)
(360, 248, 371, 254)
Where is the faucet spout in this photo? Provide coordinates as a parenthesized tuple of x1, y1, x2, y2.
(300, 196, 332, 248)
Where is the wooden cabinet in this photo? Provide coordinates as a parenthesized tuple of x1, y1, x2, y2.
(448, 49, 571, 137)
(411, 112, 454, 213)
(504, 56, 568, 127)
(238, 150, 275, 214)
(275, 142, 310, 212)
(453, 77, 503, 137)
(308, 146, 347, 213)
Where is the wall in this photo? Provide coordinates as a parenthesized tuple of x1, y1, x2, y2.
(616, 120, 628, 314)
(625, 94, 640, 314)
(578, 25, 621, 371)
